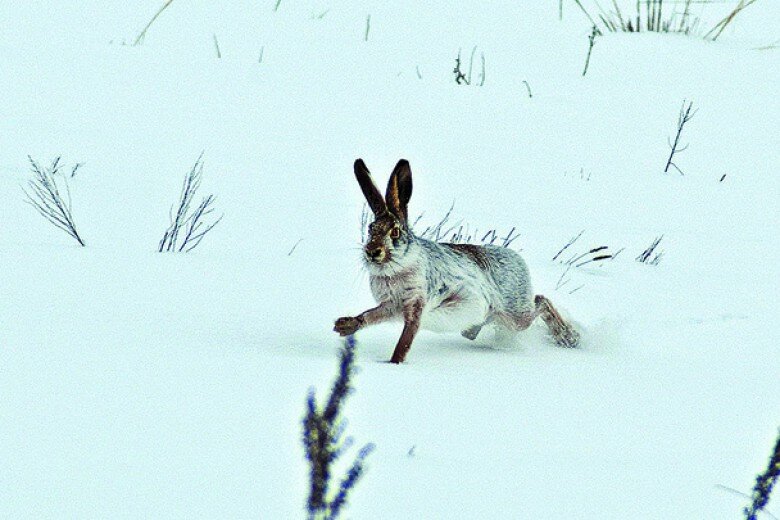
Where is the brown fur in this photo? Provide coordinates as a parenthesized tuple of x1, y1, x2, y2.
(337, 158, 581, 364)
(385, 160, 412, 220)
(390, 297, 424, 364)
(442, 243, 490, 270)
(354, 159, 386, 215)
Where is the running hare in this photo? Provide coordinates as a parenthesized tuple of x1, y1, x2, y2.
(334, 159, 580, 363)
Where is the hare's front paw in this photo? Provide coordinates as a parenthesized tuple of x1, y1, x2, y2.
(334, 316, 362, 336)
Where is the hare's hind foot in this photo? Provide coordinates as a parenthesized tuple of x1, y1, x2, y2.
(534, 295, 580, 348)
(461, 324, 482, 341)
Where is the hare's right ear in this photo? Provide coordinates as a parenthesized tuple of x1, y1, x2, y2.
(354, 159, 386, 215)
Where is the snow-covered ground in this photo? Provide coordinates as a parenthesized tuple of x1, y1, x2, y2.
(1, 1, 778, 518)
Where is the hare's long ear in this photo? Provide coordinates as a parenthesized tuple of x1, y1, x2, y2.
(386, 159, 412, 221)
(354, 159, 386, 215)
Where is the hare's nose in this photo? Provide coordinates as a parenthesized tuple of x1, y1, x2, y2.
(366, 247, 383, 260)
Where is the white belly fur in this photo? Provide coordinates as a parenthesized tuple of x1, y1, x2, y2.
(420, 296, 489, 333)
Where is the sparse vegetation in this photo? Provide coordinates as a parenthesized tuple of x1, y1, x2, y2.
(453, 47, 486, 86)
(582, 25, 600, 76)
(522, 80, 533, 98)
(415, 204, 519, 247)
(23, 157, 86, 247)
(744, 429, 780, 520)
(706, 0, 761, 41)
(302, 336, 375, 520)
(134, 0, 176, 45)
(212, 34, 222, 58)
(158, 155, 222, 253)
(569, 0, 760, 39)
(553, 231, 617, 292)
(362, 203, 519, 248)
(636, 235, 664, 265)
(665, 100, 697, 175)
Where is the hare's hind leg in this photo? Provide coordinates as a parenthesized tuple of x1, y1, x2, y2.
(461, 316, 493, 341)
(534, 295, 580, 348)
(495, 296, 580, 348)
(461, 325, 482, 340)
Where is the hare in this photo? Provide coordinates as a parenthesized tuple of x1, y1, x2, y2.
(334, 159, 580, 363)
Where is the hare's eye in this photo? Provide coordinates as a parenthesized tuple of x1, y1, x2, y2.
(390, 227, 400, 239)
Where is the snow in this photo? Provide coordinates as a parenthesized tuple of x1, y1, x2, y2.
(1, 1, 778, 518)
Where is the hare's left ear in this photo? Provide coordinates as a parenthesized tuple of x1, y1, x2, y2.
(386, 159, 413, 221)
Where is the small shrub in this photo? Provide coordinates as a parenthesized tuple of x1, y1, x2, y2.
(664, 100, 697, 175)
(23, 156, 86, 246)
(553, 230, 617, 292)
(302, 336, 375, 520)
(416, 204, 518, 247)
(362, 203, 519, 248)
(636, 235, 664, 265)
(569, 0, 760, 39)
(158, 154, 222, 253)
(582, 25, 600, 76)
(744, 429, 780, 520)
(453, 47, 485, 86)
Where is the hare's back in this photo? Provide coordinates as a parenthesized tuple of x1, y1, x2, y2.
(480, 245, 535, 312)
(439, 242, 534, 312)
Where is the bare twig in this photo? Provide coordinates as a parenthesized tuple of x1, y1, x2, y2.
(556, 263, 573, 290)
(636, 235, 664, 264)
(553, 230, 584, 261)
(303, 336, 374, 520)
(453, 50, 469, 85)
(522, 80, 533, 98)
(744, 429, 780, 520)
(705, 0, 759, 41)
(664, 100, 697, 175)
(134, 0, 175, 46)
(454, 47, 485, 86)
(158, 154, 222, 253)
(754, 38, 780, 51)
(213, 34, 222, 58)
(288, 238, 304, 256)
(364, 15, 371, 42)
(467, 46, 477, 84)
(582, 25, 600, 76)
(23, 157, 86, 246)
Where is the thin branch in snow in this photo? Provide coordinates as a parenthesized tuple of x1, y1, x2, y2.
(664, 100, 697, 175)
(23, 156, 86, 246)
(744, 429, 780, 520)
(582, 25, 600, 76)
(453, 49, 469, 85)
(134, 0, 176, 46)
(553, 230, 584, 261)
(213, 34, 222, 58)
(158, 154, 222, 253)
(288, 238, 304, 256)
(636, 235, 664, 265)
(522, 80, 533, 98)
(302, 336, 374, 520)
